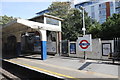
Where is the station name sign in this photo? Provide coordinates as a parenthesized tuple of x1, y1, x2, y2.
(77, 34, 92, 51)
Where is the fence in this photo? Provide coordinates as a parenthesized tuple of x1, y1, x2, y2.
(114, 37, 120, 53)
(61, 38, 119, 60)
(113, 38, 120, 61)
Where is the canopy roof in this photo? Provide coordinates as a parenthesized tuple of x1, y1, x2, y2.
(30, 13, 63, 21)
(3, 18, 61, 32)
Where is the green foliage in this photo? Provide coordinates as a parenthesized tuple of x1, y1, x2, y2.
(62, 9, 97, 41)
(48, 2, 71, 19)
(48, 2, 102, 41)
(62, 9, 83, 41)
(87, 20, 102, 38)
(100, 14, 120, 39)
(0, 15, 15, 26)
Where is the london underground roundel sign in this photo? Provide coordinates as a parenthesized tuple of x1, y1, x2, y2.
(79, 40, 90, 49)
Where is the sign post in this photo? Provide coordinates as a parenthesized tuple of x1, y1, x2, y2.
(77, 34, 92, 60)
(79, 6, 92, 60)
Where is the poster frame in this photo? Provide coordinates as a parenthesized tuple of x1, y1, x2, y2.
(102, 43, 112, 56)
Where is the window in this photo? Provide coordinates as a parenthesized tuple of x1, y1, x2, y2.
(115, 1, 120, 13)
(110, 2, 113, 7)
(99, 3, 106, 9)
(91, 6, 95, 19)
(116, 8, 120, 13)
(99, 11, 101, 14)
(110, 2, 114, 16)
(115, 1, 120, 8)
(99, 9, 106, 16)
(46, 17, 59, 26)
(110, 7, 114, 16)
(99, 4, 101, 8)
(91, 6, 94, 12)
(91, 12, 95, 19)
(99, 16, 106, 24)
(102, 3, 106, 8)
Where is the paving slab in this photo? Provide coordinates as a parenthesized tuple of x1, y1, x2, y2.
(4, 54, 119, 79)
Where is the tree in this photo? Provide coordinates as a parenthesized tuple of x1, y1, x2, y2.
(48, 2, 102, 41)
(62, 8, 99, 41)
(62, 9, 83, 41)
(0, 15, 15, 26)
(100, 14, 120, 39)
(87, 19, 102, 38)
(48, 2, 71, 19)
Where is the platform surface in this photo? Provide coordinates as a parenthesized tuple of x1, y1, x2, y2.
(4, 54, 119, 79)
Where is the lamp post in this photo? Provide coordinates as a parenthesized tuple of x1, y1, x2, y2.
(79, 6, 87, 60)
(79, 6, 86, 35)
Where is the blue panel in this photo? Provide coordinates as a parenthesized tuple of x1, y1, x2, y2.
(36, 9, 49, 15)
(41, 41, 47, 60)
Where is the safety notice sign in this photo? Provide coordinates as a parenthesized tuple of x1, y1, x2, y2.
(77, 34, 92, 51)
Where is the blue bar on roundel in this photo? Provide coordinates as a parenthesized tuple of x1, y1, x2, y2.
(41, 41, 47, 60)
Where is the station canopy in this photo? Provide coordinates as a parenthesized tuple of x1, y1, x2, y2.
(3, 14, 63, 33)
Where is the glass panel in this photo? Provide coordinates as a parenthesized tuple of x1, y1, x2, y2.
(99, 3, 106, 9)
(110, 2, 113, 7)
(99, 9, 106, 16)
(99, 16, 106, 24)
(116, 8, 120, 13)
(91, 6, 94, 12)
(91, 12, 95, 19)
(70, 43, 76, 54)
(46, 17, 59, 26)
(115, 1, 120, 8)
(91, 6, 95, 19)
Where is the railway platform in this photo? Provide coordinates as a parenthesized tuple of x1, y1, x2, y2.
(2, 54, 119, 80)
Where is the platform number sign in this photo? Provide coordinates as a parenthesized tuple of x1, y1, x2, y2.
(77, 34, 92, 51)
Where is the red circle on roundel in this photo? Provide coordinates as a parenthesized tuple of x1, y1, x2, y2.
(79, 40, 89, 49)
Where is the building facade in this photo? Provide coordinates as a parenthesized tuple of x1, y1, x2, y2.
(75, 0, 120, 24)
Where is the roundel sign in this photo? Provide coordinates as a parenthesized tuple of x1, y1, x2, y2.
(79, 40, 90, 49)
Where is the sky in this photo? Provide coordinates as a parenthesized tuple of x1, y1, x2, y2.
(1, 0, 86, 19)
(1, 2, 51, 19)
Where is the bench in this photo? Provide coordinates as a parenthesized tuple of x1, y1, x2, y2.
(108, 52, 120, 63)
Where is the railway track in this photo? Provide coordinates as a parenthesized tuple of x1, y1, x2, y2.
(1, 60, 63, 80)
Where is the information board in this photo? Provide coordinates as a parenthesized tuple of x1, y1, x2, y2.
(102, 43, 111, 56)
(70, 43, 76, 54)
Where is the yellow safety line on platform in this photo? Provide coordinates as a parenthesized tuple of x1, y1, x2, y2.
(17, 58, 118, 78)
(4, 59, 80, 80)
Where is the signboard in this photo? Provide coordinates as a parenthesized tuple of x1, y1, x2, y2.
(34, 36, 41, 52)
(47, 42, 56, 53)
(77, 34, 92, 51)
(34, 36, 56, 53)
(102, 43, 111, 56)
(70, 42, 76, 54)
